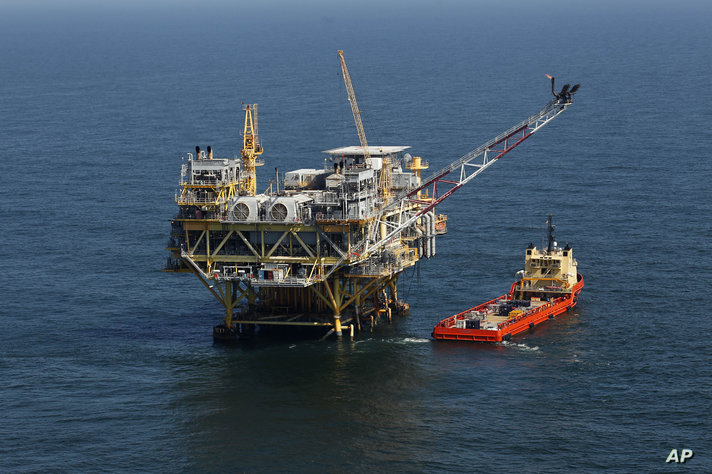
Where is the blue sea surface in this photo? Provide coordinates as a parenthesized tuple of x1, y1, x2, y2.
(2, 1, 711, 471)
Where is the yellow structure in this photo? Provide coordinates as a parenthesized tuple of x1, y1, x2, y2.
(337, 51, 370, 166)
(174, 146, 240, 217)
(166, 142, 426, 340)
(405, 155, 428, 199)
(240, 104, 263, 196)
(515, 216, 579, 298)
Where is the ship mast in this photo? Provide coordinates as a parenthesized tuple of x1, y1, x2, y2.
(546, 214, 555, 253)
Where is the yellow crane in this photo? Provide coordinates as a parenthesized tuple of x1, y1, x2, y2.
(337, 51, 370, 167)
(240, 103, 263, 196)
(337, 51, 393, 204)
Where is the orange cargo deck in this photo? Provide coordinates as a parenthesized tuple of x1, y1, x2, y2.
(432, 274, 584, 342)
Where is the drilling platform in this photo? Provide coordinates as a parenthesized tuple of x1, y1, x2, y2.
(164, 52, 579, 341)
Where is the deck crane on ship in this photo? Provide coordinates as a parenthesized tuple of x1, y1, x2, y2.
(164, 54, 579, 341)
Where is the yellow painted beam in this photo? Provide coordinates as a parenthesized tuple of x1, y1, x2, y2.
(309, 285, 332, 308)
(322, 278, 338, 311)
(264, 230, 290, 259)
(187, 265, 224, 305)
(260, 230, 265, 258)
(291, 231, 316, 259)
(235, 230, 260, 258)
(211, 230, 235, 258)
(232, 320, 334, 327)
(339, 277, 380, 313)
(188, 230, 206, 255)
(183, 221, 210, 231)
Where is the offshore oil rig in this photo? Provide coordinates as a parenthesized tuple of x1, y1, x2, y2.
(164, 52, 579, 340)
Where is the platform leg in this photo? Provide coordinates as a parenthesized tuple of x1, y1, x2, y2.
(389, 277, 398, 302)
(334, 314, 343, 339)
(224, 281, 235, 328)
(355, 295, 362, 332)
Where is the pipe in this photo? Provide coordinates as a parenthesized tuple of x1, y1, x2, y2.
(414, 227, 423, 258)
(422, 213, 431, 258)
(430, 210, 436, 257)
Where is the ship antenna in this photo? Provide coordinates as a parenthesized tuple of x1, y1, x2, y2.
(546, 214, 555, 253)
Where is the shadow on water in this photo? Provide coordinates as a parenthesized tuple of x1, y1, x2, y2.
(168, 328, 443, 471)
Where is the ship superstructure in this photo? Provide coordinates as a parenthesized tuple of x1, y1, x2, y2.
(516, 215, 579, 300)
(165, 54, 579, 340)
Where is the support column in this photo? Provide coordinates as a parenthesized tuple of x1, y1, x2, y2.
(334, 314, 343, 339)
(333, 276, 343, 338)
(224, 280, 235, 328)
(214, 280, 239, 342)
(354, 293, 361, 332)
(247, 284, 257, 315)
(389, 276, 399, 302)
(321, 275, 346, 339)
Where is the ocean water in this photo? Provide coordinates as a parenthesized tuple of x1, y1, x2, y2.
(2, 1, 711, 471)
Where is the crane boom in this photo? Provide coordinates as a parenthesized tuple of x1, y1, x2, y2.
(337, 50, 371, 167)
(364, 93, 577, 256)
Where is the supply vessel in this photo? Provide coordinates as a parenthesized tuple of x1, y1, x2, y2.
(432, 215, 583, 342)
(163, 50, 580, 340)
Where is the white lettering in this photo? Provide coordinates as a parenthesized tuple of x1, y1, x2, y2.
(681, 449, 694, 463)
(666, 449, 679, 463)
(667, 449, 694, 463)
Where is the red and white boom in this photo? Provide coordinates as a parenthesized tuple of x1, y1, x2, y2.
(363, 94, 577, 257)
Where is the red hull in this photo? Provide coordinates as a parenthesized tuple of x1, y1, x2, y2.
(432, 274, 584, 342)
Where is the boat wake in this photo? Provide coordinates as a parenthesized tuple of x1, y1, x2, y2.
(501, 340, 540, 352)
(384, 337, 431, 345)
(349, 337, 430, 346)
(403, 337, 431, 344)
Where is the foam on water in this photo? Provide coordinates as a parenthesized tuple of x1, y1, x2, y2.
(400, 337, 431, 344)
(500, 340, 540, 352)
